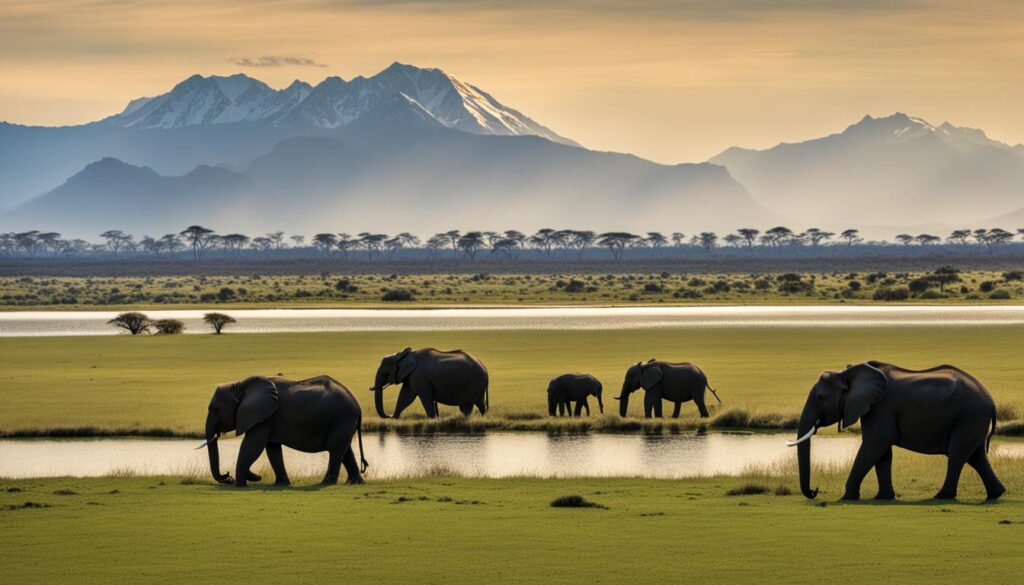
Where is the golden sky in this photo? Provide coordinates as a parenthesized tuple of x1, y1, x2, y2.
(1, 0, 1023, 162)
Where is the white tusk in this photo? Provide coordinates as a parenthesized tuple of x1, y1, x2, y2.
(786, 426, 817, 447)
(195, 436, 217, 450)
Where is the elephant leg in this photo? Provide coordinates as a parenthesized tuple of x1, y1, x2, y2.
(873, 447, 895, 500)
(842, 441, 890, 500)
(391, 385, 417, 419)
(643, 392, 655, 418)
(323, 448, 344, 485)
(574, 400, 584, 417)
(967, 446, 1006, 500)
(935, 430, 980, 500)
(476, 396, 488, 416)
(583, 397, 591, 417)
(460, 403, 474, 416)
(234, 426, 269, 487)
(418, 394, 439, 418)
(342, 447, 364, 485)
(265, 442, 290, 486)
(671, 402, 682, 418)
(694, 395, 710, 418)
(653, 394, 663, 418)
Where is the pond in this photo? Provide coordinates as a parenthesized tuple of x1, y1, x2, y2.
(2, 305, 1022, 336)
(2, 433, 1022, 480)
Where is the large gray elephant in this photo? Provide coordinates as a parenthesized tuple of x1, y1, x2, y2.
(614, 360, 721, 418)
(199, 375, 368, 487)
(790, 361, 1005, 501)
(548, 373, 604, 417)
(370, 347, 489, 418)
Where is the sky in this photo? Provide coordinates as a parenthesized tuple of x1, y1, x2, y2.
(1, 0, 1023, 163)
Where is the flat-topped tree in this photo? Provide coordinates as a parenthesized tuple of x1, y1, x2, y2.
(108, 312, 151, 335)
(203, 312, 236, 334)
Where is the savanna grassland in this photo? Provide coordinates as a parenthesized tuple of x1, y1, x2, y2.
(2, 451, 1023, 585)
(1, 268, 1023, 309)
(1, 326, 1021, 436)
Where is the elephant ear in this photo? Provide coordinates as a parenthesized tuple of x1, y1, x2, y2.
(235, 376, 279, 436)
(396, 348, 417, 382)
(841, 363, 886, 429)
(641, 365, 663, 390)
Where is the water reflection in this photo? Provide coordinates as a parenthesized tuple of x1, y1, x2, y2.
(2, 433, 1020, 480)
(2, 305, 1022, 337)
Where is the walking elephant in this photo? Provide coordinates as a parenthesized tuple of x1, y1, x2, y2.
(198, 375, 368, 487)
(370, 347, 489, 418)
(614, 360, 720, 418)
(789, 361, 1005, 501)
(548, 373, 604, 417)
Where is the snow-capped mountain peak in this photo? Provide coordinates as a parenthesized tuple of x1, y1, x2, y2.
(106, 64, 576, 145)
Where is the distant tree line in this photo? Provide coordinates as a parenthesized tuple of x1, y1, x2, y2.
(2, 225, 1024, 261)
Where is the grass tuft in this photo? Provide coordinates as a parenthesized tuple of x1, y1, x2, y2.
(551, 495, 607, 509)
(726, 483, 770, 496)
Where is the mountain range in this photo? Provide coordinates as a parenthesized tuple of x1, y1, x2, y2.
(2, 63, 1023, 237)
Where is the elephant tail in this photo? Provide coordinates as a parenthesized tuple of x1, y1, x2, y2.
(986, 414, 996, 454)
(706, 382, 722, 404)
(484, 377, 490, 414)
(356, 412, 369, 473)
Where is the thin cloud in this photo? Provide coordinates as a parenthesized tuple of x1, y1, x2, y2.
(230, 56, 328, 68)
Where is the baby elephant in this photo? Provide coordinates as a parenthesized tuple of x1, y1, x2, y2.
(615, 360, 721, 418)
(547, 373, 604, 417)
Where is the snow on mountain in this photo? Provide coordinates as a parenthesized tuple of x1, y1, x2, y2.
(107, 63, 576, 145)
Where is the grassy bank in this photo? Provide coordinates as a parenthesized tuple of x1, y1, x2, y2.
(2, 451, 1023, 585)
(2, 268, 1023, 310)
(0, 326, 1021, 436)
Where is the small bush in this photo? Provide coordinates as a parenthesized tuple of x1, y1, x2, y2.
(989, 289, 1011, 300)
(381, 288, 415, 302)
(873, 286, 910, 301)
(726, 483, 769, 496)
(153, 319, 185, 334)
(996, 404, 1019, 422)
(203, 312, 236, 334)
(107, 312, 151, 335)
(643, 282, 665, 293)
(1003, 270, 1024, 282)
(564, 279, 586, 293)
(551, 495, 607, 509)
(979, 281, 998, 293)
(908, 277, 934, 294)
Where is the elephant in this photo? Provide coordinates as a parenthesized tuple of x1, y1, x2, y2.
(370, 347, 489, 418)
(614, 360, 721, 418)
(547, 373, 604, 417)
(790, 361, 1005, 501)
(198, 374, 369, 487)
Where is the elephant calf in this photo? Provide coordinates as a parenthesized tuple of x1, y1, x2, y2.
(614, 360, 721, 418)
(200, 375, 368, 487)
(371, 347, 489, 418)
(790, 361, 1005, 501)
(547, 373, 604, 417)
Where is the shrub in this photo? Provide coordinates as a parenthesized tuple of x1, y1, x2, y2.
(726, 483, 769, 496)
(153, 319, 185, 334)
(673, 289, 703, 299)
(908, 277, 934, 294)
(847, 280, 862, 291)
(1003, 270, 1024, 282)
(381, 289, 415, 302)
(564, 279, 586, 293)
(996, 404, 1019, 422)
(873, 286, 910, 301)
(216, 287, 236, 301)
(551, 495, 607, 509)
(643, 282, 665, 293)
(989, 289, 1012, 300)
(979, 281, 998, 293)
(107, 312, 151, 335)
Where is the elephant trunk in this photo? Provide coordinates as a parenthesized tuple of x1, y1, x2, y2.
(374, 386, 391, 419)
(596, 388, 604, 414)
(203, 412, 231, 484)
(616, 388, 630, 417)
(796, 398, 819, 499)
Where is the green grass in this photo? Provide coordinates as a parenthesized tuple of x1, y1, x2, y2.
(2, 450, 1023, 585)
(3, 269, 1023, 309)
(0, 326, 1021, 435)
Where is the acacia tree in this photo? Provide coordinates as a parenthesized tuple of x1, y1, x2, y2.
(290, 235, 306, 248)
(220, 234, 250, 256)
(987, 228, 1014, 249)
(357, 233, 387, 259)
(204, 312, 236, 334)
(737, 228, 760, 250)
(336, 233, 355, 258)
(569, 230, 596, 259)
(597, 232, 638, 260)
(805, 228, 834, 248)
(180, 225, 217, 260)
(645, 232, 667, 256)
(267, 231, 286, 250)
(457, 231, 485, 260)
(692, 232, 718, 257)
(895, 234, 914, 246)
(100, 230, 133, 256)
(932, 266, 962, 291)
(915, 234, 940, 246)
(840, 229, 862, 246)
(723, 233, 742, 248)
(108, 312, 151, 335)
(159, 234, 184, 255)
(671, 232, 686, 248)
(313, 233, 338, 254)
(947, 229, 971, 246)
(425, 234, 448, 258)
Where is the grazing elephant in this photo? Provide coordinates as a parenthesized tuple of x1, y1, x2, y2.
(614, 360, 721, 418)
(790, 361, 1005, 501)
(548, 373, 604, 417)
(370, 347, 489, 418)
(198, 375, 368, 487)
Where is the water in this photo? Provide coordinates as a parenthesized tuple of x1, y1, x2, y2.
(1, 433, 1022, 480)
(2, 305, 1023, 337)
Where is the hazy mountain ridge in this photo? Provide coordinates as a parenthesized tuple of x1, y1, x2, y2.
(8, 125, 769, 237)
(712, 113, 1024, 227)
